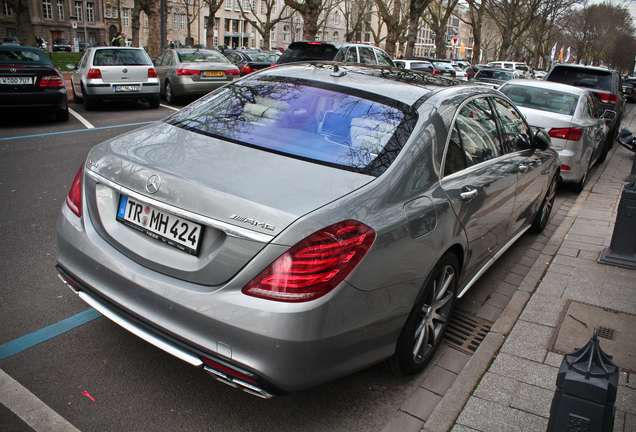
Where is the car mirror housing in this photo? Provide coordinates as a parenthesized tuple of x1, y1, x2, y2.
(66, 64, 76, 70)
(602, 110, 617, 121)
(533, 128, 551, 151)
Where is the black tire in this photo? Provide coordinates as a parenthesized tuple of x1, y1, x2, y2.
(386, 252, 458, 376)
(148, 94, 160, 109)
(72, 85, 81, 104)
(571, 160, 592, 193)
(82, 85, 96, 111)
(530, 173, 558, 233)
(165, 81, 176, 104)
(55, 106, 69, 122)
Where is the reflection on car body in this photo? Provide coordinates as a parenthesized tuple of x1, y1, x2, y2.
(56, 63, 559, 398)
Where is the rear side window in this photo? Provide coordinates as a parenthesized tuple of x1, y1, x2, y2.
(178, 50, 227, 63)
(376, 49, 394, 67)
(277, 43, 339, 63)
(0, 48, 52, 65)
(492, 98, 532, 152)
(166, 76, 416, 176)
(500, 85, 579, 115)
(93, 49, 152, 66)
(547, 67, 613, 92)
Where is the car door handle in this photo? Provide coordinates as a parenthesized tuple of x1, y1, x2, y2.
(518, 164, 529, 173)
(460, 188, 478, 202)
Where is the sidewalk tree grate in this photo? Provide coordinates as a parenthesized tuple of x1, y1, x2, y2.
(597, 326, 618, 341)
(443, 310, 492, 355)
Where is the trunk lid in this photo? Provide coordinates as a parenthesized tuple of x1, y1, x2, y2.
(84, 121, 374, 286)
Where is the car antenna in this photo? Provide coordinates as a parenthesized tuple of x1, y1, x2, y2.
(331, 64, 347, 77)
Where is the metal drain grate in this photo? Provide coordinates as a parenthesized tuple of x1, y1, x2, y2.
(444, 310, 492, 354)
(597, 326, 618, 341)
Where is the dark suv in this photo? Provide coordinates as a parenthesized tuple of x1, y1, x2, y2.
(52, 38, 72, 52)
(275, 41, 394, 67)
(545, 64, 625, 163)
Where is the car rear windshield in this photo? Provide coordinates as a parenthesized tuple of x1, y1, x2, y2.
(165, 76, 416, 176)
(547, 67, 612, 92)
(0, 48, 52, 65)
(501, 85, 579, 115)
(476, 70, 512, 80)
(246, 52, 280, 62)
(93, 49, 152, 66)
(178, 49, 228, 63)
(277, 43, 339, 63)
(410, 62, 431, 70)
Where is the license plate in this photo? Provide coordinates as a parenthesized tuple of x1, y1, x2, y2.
(203, 71, 223, 77)
(114, 85, 140, 92)
(0, 77, 33, 85)
(117, 195, 203, 256)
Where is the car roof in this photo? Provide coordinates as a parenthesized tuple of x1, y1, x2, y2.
(550, 63, 615, 73)
(500, 79, 589, 95)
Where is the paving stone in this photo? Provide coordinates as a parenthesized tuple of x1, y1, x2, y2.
(503, 272, 525, 286)
(400, 387, 442, 421)
(475, 303, 502, 323)
(380, 411, 423, 432)
(518, 255, 537, 268)
(437, 347, 471, 374)
(456, 397, 549, 432)
(500, 321, 553, 362)
(619, 371, 628, 387)
(544, 351, 563, 368)
(495, 282, 518, 298)
(445, 425, 479, 432)
(560, 240, 605, 253)
(471, 372, 518, 405)
(558, 247, 580, 258)
(486, 292, 510, 310)
(488, 353, 558, 390)
(617, 381, 636, 415)
(519, 294, 567, 327)
(510, 383, 553, 418)
(578, 249, 601, 261)
(510, 263, 531, 277)
(565, 234, 606, 246)
(550, 263, 574, 276)
(613, 411, 625, 432)
(629, 373, 635, 389)
(420, 366, 457, 396)
(625, 413, 636, 432)
(599, 283, 636, 315)
(534, 273, 567, 298)
(525, 248, 541, 259)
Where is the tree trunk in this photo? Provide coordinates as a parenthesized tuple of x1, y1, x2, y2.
(132, 2, 141, 47)
(206, 15, 215, 48)
(6, 0, 36, 46)
(404, 0, 431, 58)
(472, 24, 481, 64)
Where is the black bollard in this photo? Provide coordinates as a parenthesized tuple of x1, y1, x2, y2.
(546, 328, 619, 432)
(598, 179, 636, 270)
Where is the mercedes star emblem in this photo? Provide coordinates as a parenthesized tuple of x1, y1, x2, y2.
(146, 175, 161, 194)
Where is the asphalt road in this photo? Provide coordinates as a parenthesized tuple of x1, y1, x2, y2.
(0, 99, 576, 432)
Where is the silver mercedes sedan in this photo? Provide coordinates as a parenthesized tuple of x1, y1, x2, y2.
(56, 63, 560, 398)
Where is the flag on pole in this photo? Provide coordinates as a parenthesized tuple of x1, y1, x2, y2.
(565, 47, 570, 63)
(550, 42, 557, 60)
(559, 47, 564, 61)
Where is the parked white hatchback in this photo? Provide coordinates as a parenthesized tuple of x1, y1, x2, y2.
(499, 80, 611, 191)
(70, 47, 161, 110)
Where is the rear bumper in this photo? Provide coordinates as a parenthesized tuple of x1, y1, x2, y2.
(556, 148, 586, 182)
(0, 90, 67, 111)
(169, 77, 232, 98)
(85, 80, 160, 100)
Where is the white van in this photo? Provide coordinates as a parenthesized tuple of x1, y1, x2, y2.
(487, 61, 532, 78)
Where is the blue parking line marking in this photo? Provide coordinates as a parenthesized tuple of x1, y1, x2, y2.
(0, 309, 102, 360)
(0, 121, 155, 142)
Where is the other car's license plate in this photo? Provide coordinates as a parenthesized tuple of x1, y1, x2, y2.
(0, 77, 33, 85)
(114, 85, 140, 92)
(116, 195, 203, 256)
(204, 71, 223, 76)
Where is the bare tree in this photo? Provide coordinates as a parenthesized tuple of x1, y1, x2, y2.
(284, 0, 335, 40)
(486, 0, 542, 60)
(337, 0, 374, 42)
(203, 0, 225, 48)
(424, 0, 461, 59)
(239, 0, 294, 49)
(404, 0, 434, 57)
(132, 0, 161, 57)
(526, 0, 580, 68)
(375, 0, 410, 57)
(459, 0, 488, 65)
(5, 0, 36, 46)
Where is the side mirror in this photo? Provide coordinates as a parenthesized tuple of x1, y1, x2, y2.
(533, 128, 551, 151)
(602, 110, 616, 121)
(66, 64, 76, 70)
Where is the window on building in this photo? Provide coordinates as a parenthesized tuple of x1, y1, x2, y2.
(105, 5, 110, 17)
(3, 1, 12, 15)
(225, 0, 231, 10)
(43, 0, 52, 19)
(180, 13, 185, 30)
(86, 2, 94, 22)
(112, 6, 117, 18)
(74, 1, 82, 20)
(244, 0, 250, 11)
(234, 0, 240, 11)
(333, 31, 338, 42)
(56, 0, 63, 19)
(173, 12, 178, 29)
(123, 8, 129, 27)
(260, 0, 265, 13)
(271, 25, 276, 41)
(252, 0, 256, 12)
(334, 11, 340, 25)
(224, 18, 230, 31)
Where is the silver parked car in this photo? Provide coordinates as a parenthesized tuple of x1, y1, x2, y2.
(500, 80, 609, 192)
(71, 47, 160, 110)
(56, 63, 559, 398)
(154, 48, 240, 103)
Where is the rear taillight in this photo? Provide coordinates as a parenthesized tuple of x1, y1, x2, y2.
(561, 164, 571, 171)
(225, 68, 240, 76)
(433, 69, 441, 74)
(87, 68, 102, 79)
(148, 68, 158, 78)
(176, 69, 200, 76)
(243, 220, 376, 302)
(598, 93, 618, 105)
(66, 164, 83, 218)
(549, 127, 582, 141)
(38, 75, 64, 87)
(240, 65, 252, 74)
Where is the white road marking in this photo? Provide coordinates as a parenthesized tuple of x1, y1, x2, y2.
(68, 108, 95, 129)
(0, 368, 81, 432)
(160, 104, 180, 111)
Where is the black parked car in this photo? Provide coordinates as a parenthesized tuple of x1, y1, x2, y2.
(52, 38, 72, 52)
(275, 41, 394, 67)
(622, 78, 636, 103)
(0, 45, 68, 121)
(224, 50, 280, 75)
(545, 64, 626, 163)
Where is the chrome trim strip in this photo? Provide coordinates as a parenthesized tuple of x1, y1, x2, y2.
(77, 290, 204, 367)
(457, 225, 531, 298)
(86, 169, 274, 243)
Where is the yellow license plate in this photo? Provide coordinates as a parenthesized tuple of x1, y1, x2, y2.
(204, 71, 223, 76)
